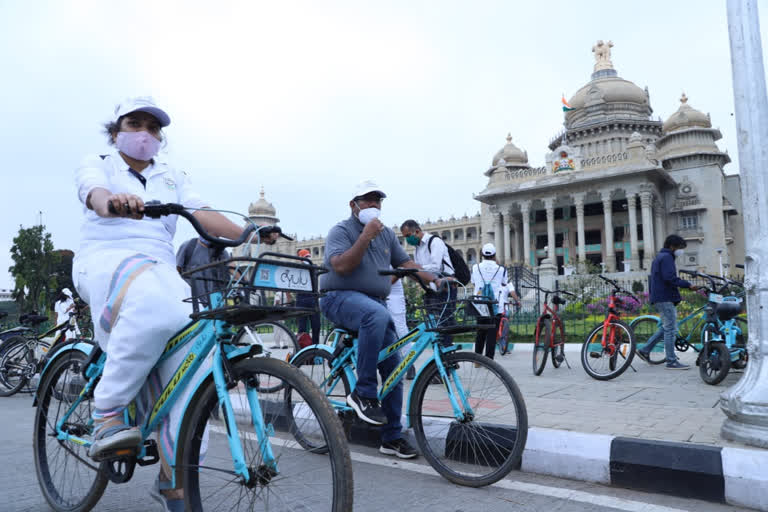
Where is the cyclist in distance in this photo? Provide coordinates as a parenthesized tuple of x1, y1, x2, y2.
(72, 96, 274, 509)
(319, 180, 443, 459)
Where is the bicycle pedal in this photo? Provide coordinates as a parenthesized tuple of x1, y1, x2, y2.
(92, 445, 140, 463)
(589, 352, 601, 359)
(555, 355, 565, 363)
(137, 439, 160, 467)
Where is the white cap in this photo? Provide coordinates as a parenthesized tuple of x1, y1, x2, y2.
(114, 96, 171, 127)
(352, 179, 387, 200)
(61, 288, 73, 297)
(482, 243, 496, 256)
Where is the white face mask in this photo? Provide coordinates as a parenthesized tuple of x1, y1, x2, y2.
(674, 249, 685, 258)
(357, 206, 381, 225)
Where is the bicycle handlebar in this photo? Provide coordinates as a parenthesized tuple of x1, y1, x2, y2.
(378, 268, 449, 294)
(521, 285, 576, 298)
(108, 201, 291, 247)
(598, 275, 638, 301)
(680, 269, 743, 294)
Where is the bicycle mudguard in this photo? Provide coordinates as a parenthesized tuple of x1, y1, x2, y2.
(33, 341, 94, 407)
(629, 314, 660, 327)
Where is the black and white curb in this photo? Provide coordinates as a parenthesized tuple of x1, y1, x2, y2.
(237, 401, 768, 510)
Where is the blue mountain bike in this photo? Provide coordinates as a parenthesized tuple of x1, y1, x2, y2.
(32, 203, 352, 511)
(291, 268, 528, 487)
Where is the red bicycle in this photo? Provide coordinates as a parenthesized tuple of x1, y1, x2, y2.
(580, 275, 638, 380)
(525, 285, 576, 375)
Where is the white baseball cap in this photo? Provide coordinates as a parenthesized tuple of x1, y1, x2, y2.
(114, 96, 171, 127)
(482, 243, 496, 256)
(352, 179, 387, 200)
(61, 288, 73, 298)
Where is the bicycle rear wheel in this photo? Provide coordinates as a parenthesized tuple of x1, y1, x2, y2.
(581, 320, 636, 380)
(0, 335, 34, 396)
(532, 319, 550, 375)
(631, 317, 666, 365)
(177, 356, 353, 511)
(411, 350, 528, 487)
(289, 347, 351, 452)
(33, 349, 107, 512)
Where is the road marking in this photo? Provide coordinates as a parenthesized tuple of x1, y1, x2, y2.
(210, 426, 690, 512)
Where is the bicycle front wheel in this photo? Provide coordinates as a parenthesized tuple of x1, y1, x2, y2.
(631, 317, 666, 365)
(0, 335, 34, 396)
(178, 356, 353, 511)
(532, 319, 550, 375)
(581, 320, 636, 380)
(411, 351, 528, 487)
(33, 349, 107, 512)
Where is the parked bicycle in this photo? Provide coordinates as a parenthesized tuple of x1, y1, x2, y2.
(524, 285, 576, 375)
(32, 202, 353, 512)
(0, 304, 91, 397)
(581, 275, 638, 380)
(630, 277, 746, 370)
(291, 267, 528, 487)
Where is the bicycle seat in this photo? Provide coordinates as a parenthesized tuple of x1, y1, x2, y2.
(331, 325, 358, 338)
(552, 296, 567, 306)
(716, 301, 742, 322)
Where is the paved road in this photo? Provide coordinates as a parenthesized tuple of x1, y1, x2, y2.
(1, 394, 748, 511)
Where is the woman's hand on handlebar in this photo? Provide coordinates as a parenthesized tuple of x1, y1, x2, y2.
(90, 188, 145, 219)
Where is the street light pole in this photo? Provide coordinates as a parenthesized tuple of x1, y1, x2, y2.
(720, 0, 768, 448)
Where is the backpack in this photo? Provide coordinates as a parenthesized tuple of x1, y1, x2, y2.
(427, 235, 471, 285)
(476, 264, 502, 316)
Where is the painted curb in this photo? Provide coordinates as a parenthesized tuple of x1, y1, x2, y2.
(234, 402, 768, 510)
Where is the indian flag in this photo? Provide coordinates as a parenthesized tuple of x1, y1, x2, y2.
(562, 95, 574, 112)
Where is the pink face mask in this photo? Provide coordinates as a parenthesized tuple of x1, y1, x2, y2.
(116, 131, 161, 161)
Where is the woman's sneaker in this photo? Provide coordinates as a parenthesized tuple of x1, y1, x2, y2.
(346, 390, 387, 425)
(88, 415, 142, 460)
(379, 438, 418, 459)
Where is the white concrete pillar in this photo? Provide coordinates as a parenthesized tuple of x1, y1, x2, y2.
(503, 211, 512, 266)
(721, 0, 768, 448)
(640, 191, 655, 269)
(574, 193, 587, 264)
(627, 193, 640, 272)
(512, 217, 521, 263)
(492, 207, 503, 263)
(545, 198, 556, 261)
(521, 201, 532, 266)
(654, 199, 665, 254)
(602, 192, 616, 272)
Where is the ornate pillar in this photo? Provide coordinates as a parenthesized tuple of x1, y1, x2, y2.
(654, 199, 665, 254)
(513, 218, 521, 264)
(601, 191, 616, 272)
(573, 193, 587, 265)
(503, 210, 512, 266)
(491, 206, 503, 263)
(640, 190, 655, 269)
(544, 198, 555, 262)
(627, 192, 640, 272)
(521, 201, 532, 266)
(721, 0, 768, 448)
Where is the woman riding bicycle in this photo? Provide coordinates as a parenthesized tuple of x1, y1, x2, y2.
(72, 96, 273, 510)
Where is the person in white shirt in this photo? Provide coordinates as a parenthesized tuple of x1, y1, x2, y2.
(399, 220, 458, 347)
(386, 276, 416, 380)
(53, 288, 81, 338)
(73, 96, 255, 509)
(470, 243, 519, 359)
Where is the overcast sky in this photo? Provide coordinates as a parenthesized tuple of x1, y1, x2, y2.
(1, 0, 766, 290)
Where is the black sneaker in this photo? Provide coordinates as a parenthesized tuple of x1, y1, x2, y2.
(346, 391, 387, 425)
(380, 438, 418, 459)
(405, 366, 416, 380)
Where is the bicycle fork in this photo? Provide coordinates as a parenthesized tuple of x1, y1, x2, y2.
(212, 353, 278, 485)
(434, 346, 475, 422)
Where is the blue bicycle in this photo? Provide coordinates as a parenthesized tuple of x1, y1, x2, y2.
(32, 203, 353, 511)
(291, 268, 528, 487)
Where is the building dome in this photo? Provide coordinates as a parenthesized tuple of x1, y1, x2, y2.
(563, 41, 652, 128)
(491, 134, 529, 167)
(249, 187, 277, 217)
(662, 93, 711, 133)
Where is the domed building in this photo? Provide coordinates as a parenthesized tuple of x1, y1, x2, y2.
(475, 41, 744, 277)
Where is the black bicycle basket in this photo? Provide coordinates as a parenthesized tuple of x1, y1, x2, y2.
(415, 295, 496, 335)
(181, 253, 325, 325)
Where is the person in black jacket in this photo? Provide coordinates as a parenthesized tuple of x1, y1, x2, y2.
(636, 235, 700, 369)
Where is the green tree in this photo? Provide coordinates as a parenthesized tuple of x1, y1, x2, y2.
(8, 225, 60, 313)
